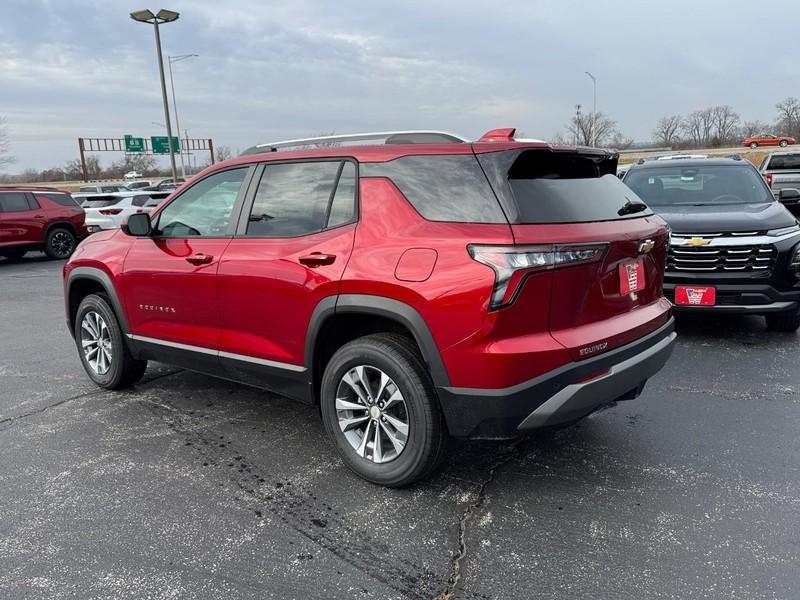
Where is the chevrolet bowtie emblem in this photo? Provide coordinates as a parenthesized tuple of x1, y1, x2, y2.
(684, 237, 711, 247)
(638, 239, 655, 254)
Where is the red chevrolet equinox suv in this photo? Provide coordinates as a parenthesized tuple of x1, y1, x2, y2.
(63, 128, 676, 486)
(1, 187, 86, 260)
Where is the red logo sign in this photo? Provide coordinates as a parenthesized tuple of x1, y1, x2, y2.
(674, 286, 716, 306)
(619, 259, 645, 295)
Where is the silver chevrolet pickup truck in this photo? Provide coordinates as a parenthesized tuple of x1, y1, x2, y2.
(761, 151, 800, 193)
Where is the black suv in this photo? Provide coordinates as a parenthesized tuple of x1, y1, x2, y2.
(624, 157, 800, 331)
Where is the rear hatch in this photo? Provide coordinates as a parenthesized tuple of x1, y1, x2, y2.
(477, 147, 670, 360)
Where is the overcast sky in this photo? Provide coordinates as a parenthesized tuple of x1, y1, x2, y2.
(1, 0, 798, 171)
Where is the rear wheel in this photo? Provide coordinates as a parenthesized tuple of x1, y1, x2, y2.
(765, 310, 800, 333)
(320, 333, 446, 487)
(75, 294, 147, 388)
(45, 227, 76, 259)
(780, 140, 789, 147)
(749, 142, 758, 149)
(1, 248, 27, 261)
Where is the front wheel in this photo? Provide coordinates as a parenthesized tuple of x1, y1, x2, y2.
(45, 227, 77, 259)
(766, 310, 800, 332)
(75, 294, 148, 388)
(320, 333, 446, 487)
(780, 140, 789, 147)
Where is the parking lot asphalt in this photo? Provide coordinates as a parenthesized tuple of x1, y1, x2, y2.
(1, 255, 799, 600)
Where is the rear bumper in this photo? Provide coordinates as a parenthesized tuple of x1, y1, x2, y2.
(664, 282, 800, 314)
(436, 318, 676, 439)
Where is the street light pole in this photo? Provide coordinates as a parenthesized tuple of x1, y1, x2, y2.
(130, 9, 180, 183)
(585, 71, 597, 147)
(168, 54, 198, 179)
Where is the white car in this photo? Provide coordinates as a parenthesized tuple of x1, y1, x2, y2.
(124, 170, 143, 180)
(80, 193, 165, 232)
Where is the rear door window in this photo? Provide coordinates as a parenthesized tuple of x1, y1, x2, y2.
(245, 160, 355, 237)
(40, 193, 79, 207)
(361, 155, 506, 223)
(0, 192, 32, 212)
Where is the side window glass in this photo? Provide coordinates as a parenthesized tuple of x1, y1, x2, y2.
(327, 162, 356, 228)
(0, 192, 31, 212)
(156, 168, 247, 237)
(247, 161, 341, 237)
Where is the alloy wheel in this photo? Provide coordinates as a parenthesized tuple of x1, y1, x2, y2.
(50, 231, 75, 258)
(80, 311, 113, 375)
(335, 365, 409, 464)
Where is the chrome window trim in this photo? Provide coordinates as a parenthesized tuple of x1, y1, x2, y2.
(126, 334, 306, 373)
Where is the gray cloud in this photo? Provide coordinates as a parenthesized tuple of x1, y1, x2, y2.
(1, 0, 797, 171)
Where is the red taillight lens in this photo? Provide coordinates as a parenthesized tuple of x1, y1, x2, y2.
(99, 208, 123, 215)
(765, 173, 773, 188)
(468, 243, 607, 310)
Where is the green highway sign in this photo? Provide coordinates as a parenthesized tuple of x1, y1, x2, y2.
(151, 135, 180, 154)
(124, 134, 145, 153)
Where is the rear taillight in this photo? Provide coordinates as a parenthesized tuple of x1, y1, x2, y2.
(99, 208, 123, 215)
(468, 243, 607, 310)
(765, 173, 773, 188)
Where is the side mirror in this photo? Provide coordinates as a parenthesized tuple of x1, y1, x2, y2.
(124, 212, 153, 236)
(779, 188, 800, 204)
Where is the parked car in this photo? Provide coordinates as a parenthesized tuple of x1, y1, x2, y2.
(125, 180, 153, 190)
(124, 170, 143, 180)
(0, 187, 86, 260)
(742, 134, 796, 149)
(624, 156, 800, 331)
(81, 192, 169, 232)
(142, 177, 185, 192)
(77, 184, 131, 194)
(759, 152, 800, 200)
(64, 128, 676, 486)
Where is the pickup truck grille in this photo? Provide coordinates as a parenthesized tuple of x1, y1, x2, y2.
(667, 244, 776, 273)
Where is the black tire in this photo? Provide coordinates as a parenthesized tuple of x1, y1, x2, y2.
(1, 248, 27, 261)
(765, 310, 800, 332)
(74, 294, 147, 389)
(780, 140, 789, 147)
(44, 227, 77, 259)
(750, 142, 758, 149)
(320, 333, 447, 487)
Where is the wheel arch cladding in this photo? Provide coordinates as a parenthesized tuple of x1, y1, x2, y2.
(305, 294, 451, 397)
(66, 267, 130, 336)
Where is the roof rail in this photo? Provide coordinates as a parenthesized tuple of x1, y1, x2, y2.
(0, 185, 66, 192)
(241, 130, 468, 156)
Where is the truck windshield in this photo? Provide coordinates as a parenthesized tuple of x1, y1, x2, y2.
(626, 165, 773, 206)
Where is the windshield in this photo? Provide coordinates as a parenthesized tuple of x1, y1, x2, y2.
(625, 164, 773, 206)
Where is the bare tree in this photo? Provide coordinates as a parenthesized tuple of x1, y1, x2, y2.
(214, 145, 233, 162)
(710, 105, 740, 146)
(567, 112, 618, 146)
(0, 117, 15, 169)
(653, 115, 683, 147)
(775, 97, 800, 138)
(608, 131, 634, 150)
(682, 108, 715, 148)
(740, 119, 772, 137)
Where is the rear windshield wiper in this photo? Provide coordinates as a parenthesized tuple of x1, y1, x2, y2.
(618, 199, 648, 216)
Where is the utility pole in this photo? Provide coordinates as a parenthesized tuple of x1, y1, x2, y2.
(168, 54, 198, 178)
(130, 9, 180, 183)
(585, 71, 597, 147)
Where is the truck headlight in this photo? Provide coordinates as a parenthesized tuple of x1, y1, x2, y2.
(790, 244, 800, 270)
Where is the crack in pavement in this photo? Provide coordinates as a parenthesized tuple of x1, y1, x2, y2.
(435, 439, 526, 600)
(0, 368, 182, 431)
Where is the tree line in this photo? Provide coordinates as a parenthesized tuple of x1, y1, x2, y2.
(652, 97, 800, 149)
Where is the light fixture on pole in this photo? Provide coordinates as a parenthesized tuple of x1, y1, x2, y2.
(585, 71, 597, 147)
(168, 54, 198, 178)
(130, 8, 180, 183)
